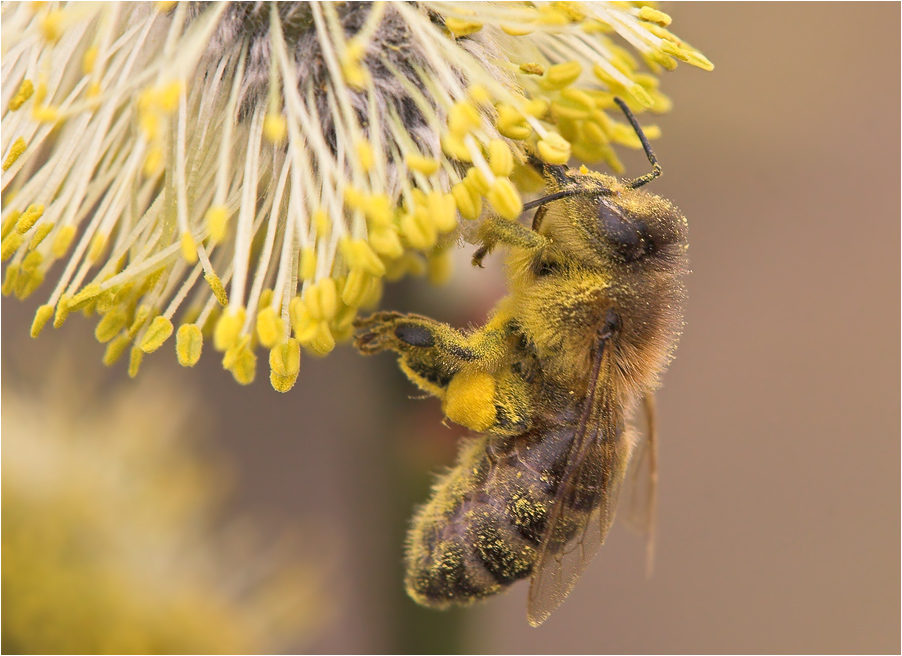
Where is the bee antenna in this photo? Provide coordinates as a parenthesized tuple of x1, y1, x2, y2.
(613, 97, 662, 189)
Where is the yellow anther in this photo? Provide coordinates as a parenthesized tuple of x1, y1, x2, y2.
(361, 194, 392, 227)
(204, 273, 229, 306)
(67, 282, 100, 310)
(127, 305, 152, 338)
(256, 305, 284, 348)
(176, 324, 203, 366)
(541, 61, 582, 90)
(40, 9, 64, 43)
(441, 134, 472, 162)
(2, 264, 19, 296)
(213, 307, 246, 351)
(524, 98, 549, 119)
(88, 233, 107, 263)
(464, 167, 491, 196)
(496, 105, 531, 141)
(356, 140, 375, 171)
(82, 46, 98, 74)
(13, 266, 43, 300)
(428, 191, 458, 234)
(555, 88, 596, 119)
(341, 238, 385, 277)
(263, 113, 287, 144)
(445, 17, 483, 37)
(488, 140, 515, 177)
(427, 248, 453, 285)
(537, 133, 572, 165)
(306, 321, 336, 357)
(15, 204, 44, 234)
(103, 334, 131, 366)
(177, 231, 197, 263)
(468, 84, 490, 106)
(510, 162, 546, 193)
(51, 225, 76, 257)
(312, 278, 339, 321)
(645, 49, 678, 71)
(8, 80, 34, 112)
(583, 120, 610, 147)
(519, 62, 545, 76)
(405, 153, 441, 176)
(2, 232, 23, 260)
(341, 267, 375, 308)
(341, 38, 369, 91)
(487, 177, 523, 221)
(28, 222, 54, 250)
(313, 208, 331, 237)
(2, 210, 21, 239)
(679, 47, 715, 72)
(400, 207, 437, 251)
(22, 251, 42, 271)
(289, 296, 315, 341)
(448, 100, 482, 136)
(143, 146, 163, 177)
(444, 369, 497, 432)
(270, 338, 301, 378)
(368, 226, 404, 259)
(298, 246, 317, 282)
(128, 346, 144, 378)
(222, 336, 257, 385)
(95, 307, 128, 343)
(259, 288, 274, 308)
(53, 294, 72, 328)
(451, 182, 482, 221)
(31, 304, 54, 337)
(3, 137, 27, 172)
(637, 6, 671, 26)
(501, 23, 535, 36)
(139, 316, 174, 353)
(157, 80, 183, 112)
(206, 205, 229, 244)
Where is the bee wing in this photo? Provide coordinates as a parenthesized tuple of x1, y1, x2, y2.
(526, 340, 634, 627)
(620, 393, 658, 576)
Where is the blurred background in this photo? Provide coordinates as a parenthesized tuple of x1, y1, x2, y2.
(2, 3, 898, 653)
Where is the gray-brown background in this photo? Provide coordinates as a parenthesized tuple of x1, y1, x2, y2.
(3, 3, 898, 653)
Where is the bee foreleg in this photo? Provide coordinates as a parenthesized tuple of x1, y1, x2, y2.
(472, 216, 549, 267)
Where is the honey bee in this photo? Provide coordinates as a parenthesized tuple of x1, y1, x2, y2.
(355, 98, 688, 626)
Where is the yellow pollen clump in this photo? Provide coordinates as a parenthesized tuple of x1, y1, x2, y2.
(496, 104, 531, 141)
(444, 369, 497, 432)
(139, 316, 174, 353)
(2, 265, 19, 296)
(223, 337, 257, 385)
(8, 80, 34, 111)
(2, 210, 22, 239)
(176, 324, 203, 367)
(3, 138, 27, 171)
(519, 62, 545, 76)
(53, 294, 72, 328)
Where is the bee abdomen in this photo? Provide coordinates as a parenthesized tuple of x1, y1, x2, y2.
(404, 440, 548, 607)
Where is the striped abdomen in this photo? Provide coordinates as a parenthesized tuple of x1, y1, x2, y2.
(404, 421, 591, 607)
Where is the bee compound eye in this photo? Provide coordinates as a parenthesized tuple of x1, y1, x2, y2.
(598, 204, 652, 262)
